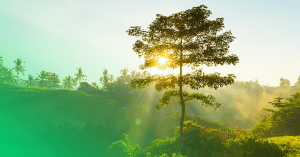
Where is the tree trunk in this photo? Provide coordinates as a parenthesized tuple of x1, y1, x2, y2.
(179, 37, 185, 155)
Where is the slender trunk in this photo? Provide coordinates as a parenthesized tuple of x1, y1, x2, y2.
(179, 37, 185, 155)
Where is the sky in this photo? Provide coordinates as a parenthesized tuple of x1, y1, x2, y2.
(0, 0, 300, 88)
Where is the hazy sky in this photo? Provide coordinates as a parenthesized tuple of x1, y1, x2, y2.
(1, 0, 299, 87)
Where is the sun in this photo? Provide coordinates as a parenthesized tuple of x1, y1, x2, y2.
(158, 57, 168, 66)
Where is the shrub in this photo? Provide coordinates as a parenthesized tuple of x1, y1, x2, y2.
(225, 135, 296, 157)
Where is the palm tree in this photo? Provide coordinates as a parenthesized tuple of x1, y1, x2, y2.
(11, 58, 26, 86)
(46, 72, 61, 89)
(25, 74, 37, 88)
(35, 70, 50, 88)
(74, 67, 87, 89)
(62, 75, 75, 90)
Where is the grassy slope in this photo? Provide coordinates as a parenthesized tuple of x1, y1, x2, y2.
(0, 84, 118, 157)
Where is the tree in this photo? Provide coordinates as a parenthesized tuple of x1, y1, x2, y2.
(126, 5, 239, 155)
(263, 92, 300, 136)
(108, 74, 115, 83)
(25, 74, 38, 88)
(11, 58, 26, 86)
(46, 72, 61, 89)
(91, 82, 99, 89)
(35, 70, 50, 88)
(0, 55, 4, 68)
(120, 67, 130, 84)
(279, 77, 290, 88)
(74, 67, 87, 89)
(294, 75, 300, 88)
(62, 75, 75, 90)
(99, 69, 110, 91)
(0, 67, 18, 85)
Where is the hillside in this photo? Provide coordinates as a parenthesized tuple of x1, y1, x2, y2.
(0, 84, 118, 156)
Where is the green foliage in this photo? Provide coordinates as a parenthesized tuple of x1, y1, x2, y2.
(261, 92, 300, 136)
(107, 133, 143, 157)
(225, 135, 296, 157)
(77, 81, 101, 95)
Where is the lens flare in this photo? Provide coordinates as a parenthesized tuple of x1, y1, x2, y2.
(135, 117, 141, 126)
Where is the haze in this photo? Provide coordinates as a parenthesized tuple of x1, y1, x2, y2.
(1, 0, 300, 87)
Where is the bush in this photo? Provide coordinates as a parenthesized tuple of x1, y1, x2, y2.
(225, 135, 296, 157)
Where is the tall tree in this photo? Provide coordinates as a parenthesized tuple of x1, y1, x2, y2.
(74, 67, 87, 89)
(127, 5, 239, 155)
(11, 58, 26, 86)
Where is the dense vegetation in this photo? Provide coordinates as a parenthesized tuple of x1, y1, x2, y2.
(1, 54, 300, 156)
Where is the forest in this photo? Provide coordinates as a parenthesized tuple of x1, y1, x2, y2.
(1, 4, 300, 157)
(1, 53, 300, 156)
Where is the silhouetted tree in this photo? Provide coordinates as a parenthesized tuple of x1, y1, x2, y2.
(127, 5, 239, 155)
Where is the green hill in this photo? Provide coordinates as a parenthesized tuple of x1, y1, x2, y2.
(0, 84, 118, 157)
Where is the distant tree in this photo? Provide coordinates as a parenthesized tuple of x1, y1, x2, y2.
(127, 5, 239, 155)
(91, 82, 99, 89)
(62, 75, 75, 90)
(130, 70, 136, 79)
(263, 92, 300, 136)
(294, 75, 300, 88)
(120, 67, 130, 84)
(141, 70, 151, 79)
(0, 67, 18, 85)
(35, 70, 50, 88)
(99, 69, 110, 91)
(108, 74, 115, 83)
(279, 77, 290, 88)
(11, 58, 26, 86)
(78, 81, 100, 95)
(0, 55, 4, 68)
(25, 74, 38, 88)
(46, 72, 61, 89)
(74, 67, 87, 89)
